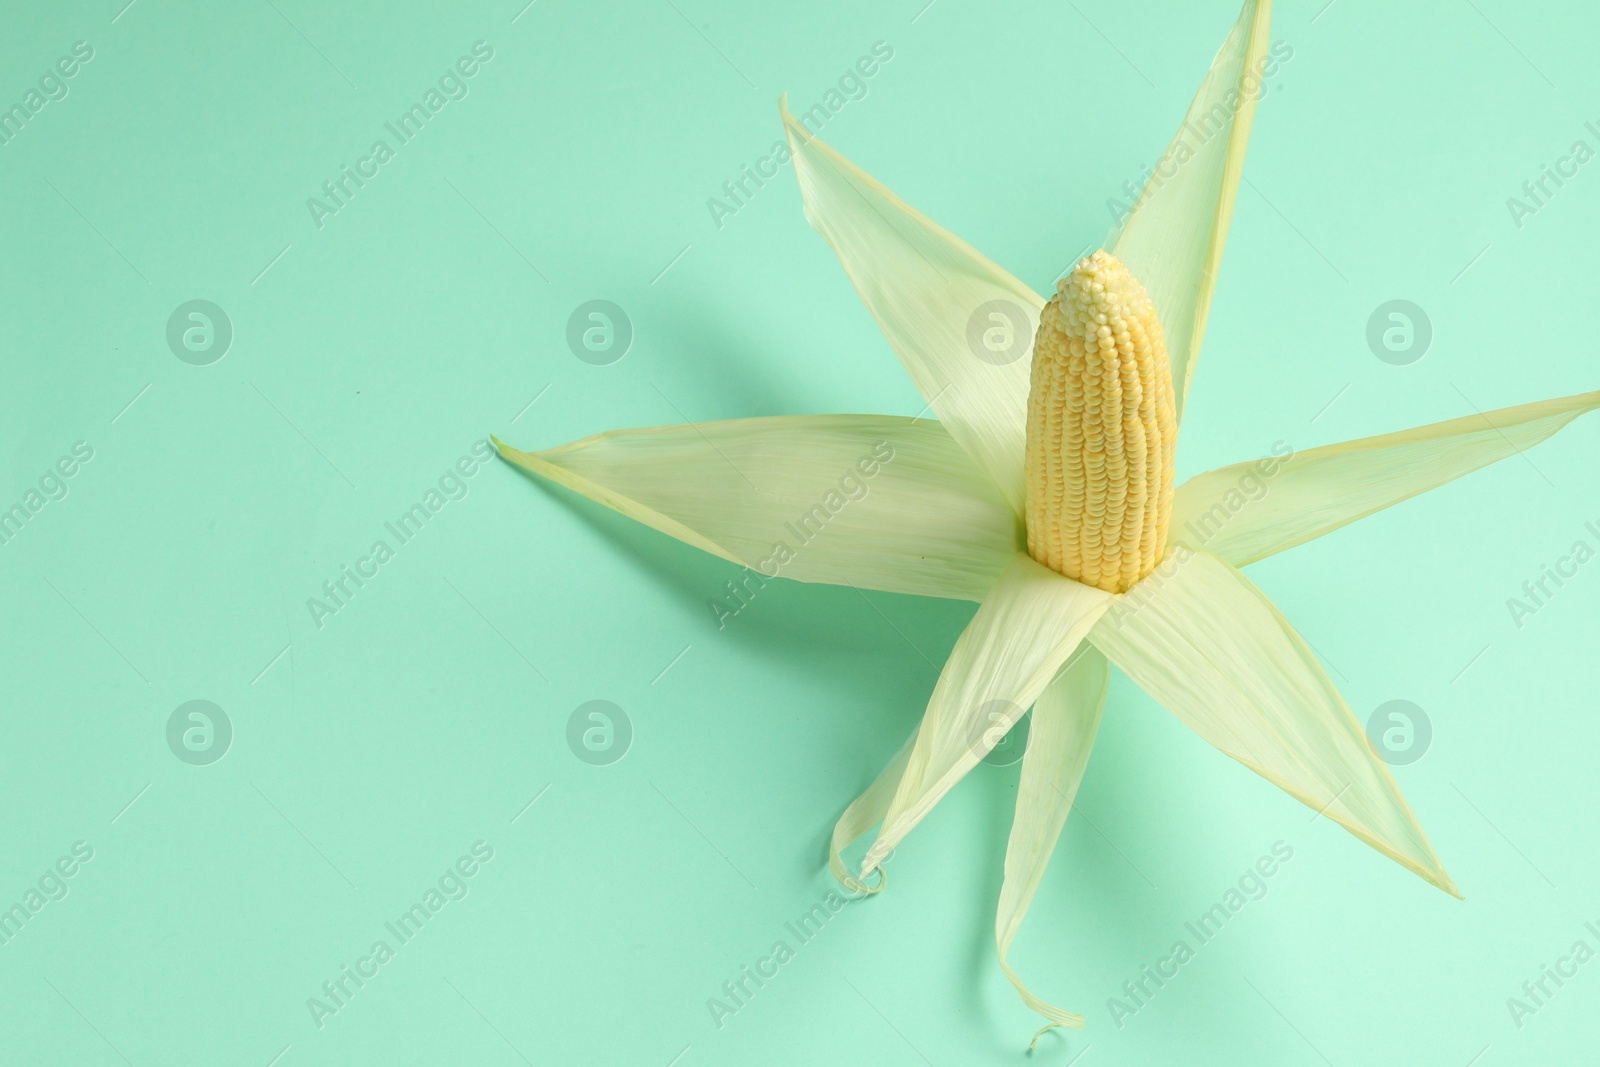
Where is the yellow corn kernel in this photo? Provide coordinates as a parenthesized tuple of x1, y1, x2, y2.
(1025, 250, 1176, 593)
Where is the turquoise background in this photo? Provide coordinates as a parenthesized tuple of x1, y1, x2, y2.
(2, 0, 1597, 1063)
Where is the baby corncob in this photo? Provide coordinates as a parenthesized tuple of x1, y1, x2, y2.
(1024, 250, 1176, 594)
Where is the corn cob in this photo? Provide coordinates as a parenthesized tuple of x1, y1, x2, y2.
(1025, 250, 1176, 593)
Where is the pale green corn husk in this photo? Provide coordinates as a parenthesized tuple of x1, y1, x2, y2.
(997, 647, 1110, 1040)
(860, 553, 1112, 875)
(494, 414, 1019, 601)
(1171, 389, 1600, 566)
(781, 100, 1041, 512)
(827, 729, 915, 896)
(1088, 548, 1456, 896)
(1111, 0, 1272, 424)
